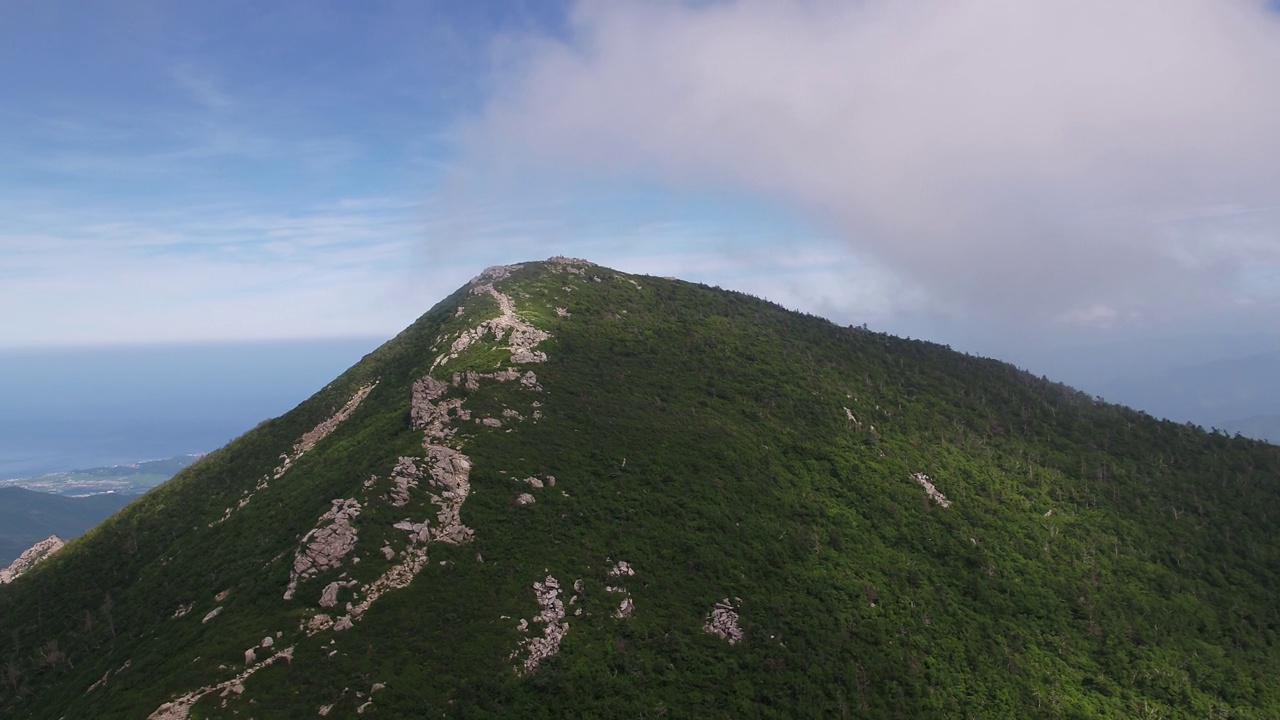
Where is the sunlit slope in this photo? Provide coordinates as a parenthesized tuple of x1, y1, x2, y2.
(2, 258, 1279, 719)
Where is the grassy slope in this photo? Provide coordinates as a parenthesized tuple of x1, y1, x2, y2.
(1, 261, 1279, 719)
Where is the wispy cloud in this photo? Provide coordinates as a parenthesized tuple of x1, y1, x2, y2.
(0, 197, 452, 348)
(170, 63, 235, 111)
(467, 0, 1280, 333)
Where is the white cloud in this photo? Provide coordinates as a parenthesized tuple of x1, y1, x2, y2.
(1057, 303, 1119, 329)
(467, 0, 1280, 330)
(0, 198, 447, 348)
(170, 63, 235, 111)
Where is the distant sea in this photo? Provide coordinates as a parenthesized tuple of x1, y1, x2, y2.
(0, 338, 385, 479)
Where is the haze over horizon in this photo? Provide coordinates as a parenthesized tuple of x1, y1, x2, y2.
(4, 1, 1279, 428)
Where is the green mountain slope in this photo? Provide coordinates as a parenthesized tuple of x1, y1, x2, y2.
(2, 258, 1279, 719)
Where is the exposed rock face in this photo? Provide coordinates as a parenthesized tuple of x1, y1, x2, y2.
(910, 472, 952, 508)
(305, 372, 494, 634)
(616, 597, 635, 619)
(387, 456, 422, 507)
(319, 581, 357, 609)
(283, 499, 362, 600)
(431, 270, 550, 371)
(294, 274, 557, 639)
(546, 256, 594, 273)
(703, 599, 744, 645)
(163, 262, 556, 713)
(0, 535, 64, 584)
(471, 264, 514, 283)
(514, 576, 569, 673)
(410, 376, 454, 434)
(423, 445, 474, 544)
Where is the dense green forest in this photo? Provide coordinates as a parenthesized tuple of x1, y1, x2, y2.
(2, 258, 1278, 718)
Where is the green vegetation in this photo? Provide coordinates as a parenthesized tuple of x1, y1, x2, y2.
(2, 260, 1278, 718)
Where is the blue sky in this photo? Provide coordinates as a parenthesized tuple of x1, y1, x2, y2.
(4, 0, 1280, 377)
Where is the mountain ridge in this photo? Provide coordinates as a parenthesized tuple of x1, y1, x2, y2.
(2, 257, 1279, 718)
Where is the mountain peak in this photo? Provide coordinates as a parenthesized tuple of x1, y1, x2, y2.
(3, 261, 1279, 718)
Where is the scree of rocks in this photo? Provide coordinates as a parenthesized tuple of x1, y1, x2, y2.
(703, 598, 744, 645)
(147, 646, 294, 720)
(910, 472, 952, 508)
(513, 576, 569, 673)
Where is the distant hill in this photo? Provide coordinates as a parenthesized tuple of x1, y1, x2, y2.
(0, 456, 196, 565)
(2, 258, 1279, 718)
(1221, 415, 1280, 445)
(1097, 351, 1280, 435)
(0, 487, 133, 566)
(0, 455, 199, 496)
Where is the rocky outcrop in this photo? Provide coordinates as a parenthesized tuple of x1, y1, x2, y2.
(546, 256, 594, 274)
(319, 580, 357, 608)
(172, 334, 541, 716)
(321, 542, 431, 634)
(910, 472, 952, 508)
(430, 271, 550, 371)
(387, 456, 422, 507)
(513, 576, 569, 673)
(423, 445, 474, 544)
(303, 377, 480, 633)
(616, 597, 635, 619)
(517, 475, 554, 489)
(605, 561, 636, 619)
(0, 535, 64, 584)
(147, 646, 293, 720)
(287, 266, 554, 647)
(283, 499, 361, 600)
(703, 599, 744, 645)
(410, 376, 455, 434)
